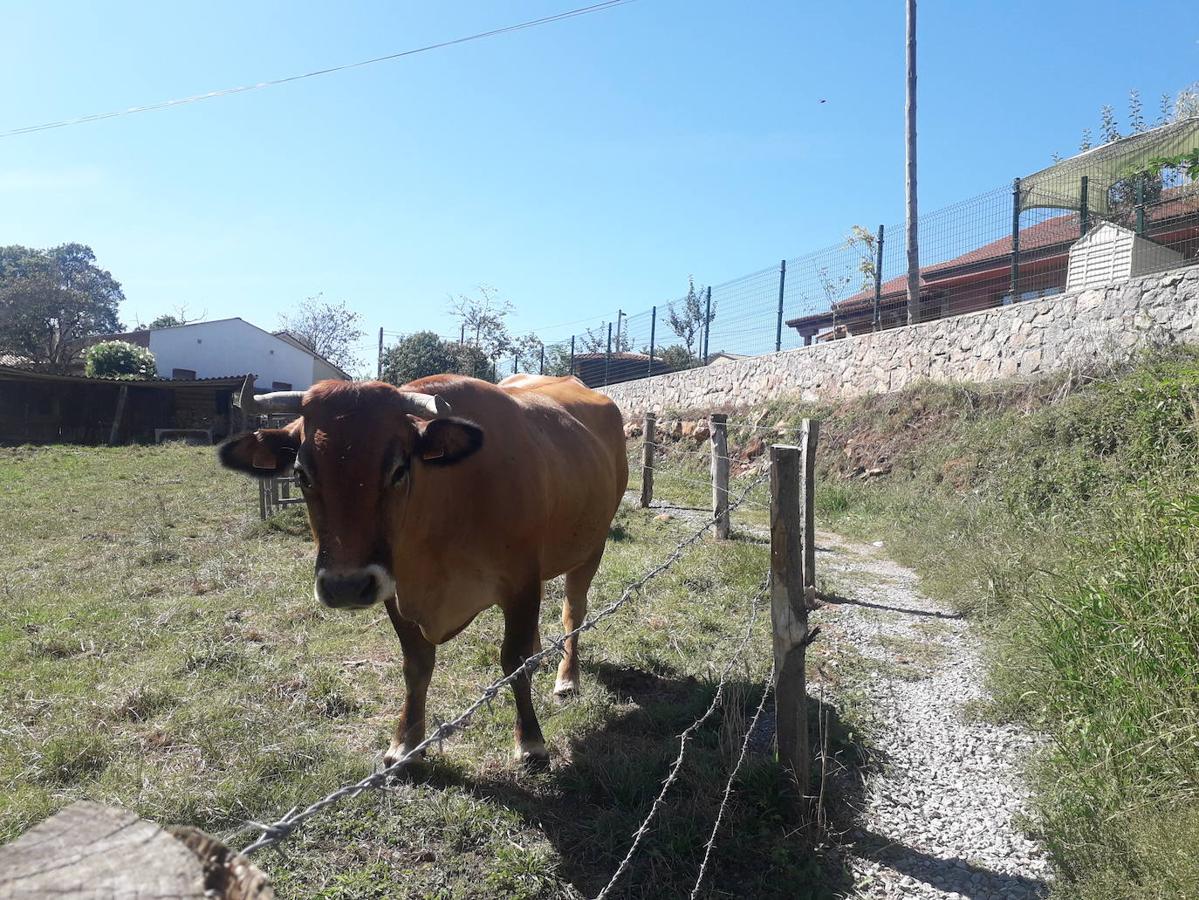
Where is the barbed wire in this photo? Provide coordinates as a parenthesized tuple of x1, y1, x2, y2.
(592, 574, 769, 900)
(688, 663, 777, 900)
(239, 468, 771, 856)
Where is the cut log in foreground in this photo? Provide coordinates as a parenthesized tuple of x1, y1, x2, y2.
(0, 801, 273, 899)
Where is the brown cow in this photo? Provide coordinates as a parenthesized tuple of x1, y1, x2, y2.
(218, 374, 627, 769)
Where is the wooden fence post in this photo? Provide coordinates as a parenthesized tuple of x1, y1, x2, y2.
(710, 413, 730, 539)
(800, 419, 820, 606)
(640, 412, 655, 509)
(770, 444, 809, 798)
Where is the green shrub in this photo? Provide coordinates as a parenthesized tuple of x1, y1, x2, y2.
(84, 340, 157, 379)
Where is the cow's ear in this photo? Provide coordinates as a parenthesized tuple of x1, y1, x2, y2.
(415, 418, 484, 466)
(218, 429, 299, 478)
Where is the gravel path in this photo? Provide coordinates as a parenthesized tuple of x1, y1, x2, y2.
(812, 533, 1052, 900)
(628, 494, 1052, 899)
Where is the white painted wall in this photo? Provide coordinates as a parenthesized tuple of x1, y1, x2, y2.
(147, 319, 329, 390)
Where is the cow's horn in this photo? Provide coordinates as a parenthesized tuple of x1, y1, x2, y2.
(254, 391, 306, 413)
(234, 377, 304, 415)
(397, 391, 451, 418)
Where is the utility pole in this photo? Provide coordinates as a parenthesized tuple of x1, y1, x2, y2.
(905, 0, 920, 326)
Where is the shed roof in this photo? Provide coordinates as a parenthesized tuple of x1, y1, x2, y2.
(0, 365, 250, 388)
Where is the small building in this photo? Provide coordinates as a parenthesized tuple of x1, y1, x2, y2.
(1065, 222, 1185, 291)
(0, 366, 250, 445)
(95, 318, 350, 390)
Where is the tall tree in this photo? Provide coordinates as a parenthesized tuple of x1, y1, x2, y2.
(0, 244, 124, 371)
(449, 286, 512, 365)
(380, 331, 459, 385)
(665, 276, 713, 364)
(510, 332, 544, 373)
(905, 0, 920, 326)
(147, 303, 201, 329)
(277, 294, 364, 372)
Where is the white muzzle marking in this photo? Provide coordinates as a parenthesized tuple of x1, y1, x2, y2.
(313, 563, 396, 609)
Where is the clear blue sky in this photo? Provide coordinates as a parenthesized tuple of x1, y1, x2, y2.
(2, 0, 1194, 369)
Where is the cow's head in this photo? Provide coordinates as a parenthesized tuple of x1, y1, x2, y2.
(218, 380, 483, 610)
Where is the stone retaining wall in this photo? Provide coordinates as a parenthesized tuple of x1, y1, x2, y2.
(599, 265, 1199, 416)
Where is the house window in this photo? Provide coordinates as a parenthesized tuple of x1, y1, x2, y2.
(171, 368, 197, 380)
(272, 381, 292, 391)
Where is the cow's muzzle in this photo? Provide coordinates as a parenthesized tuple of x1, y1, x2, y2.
(315, 564, 396, 610)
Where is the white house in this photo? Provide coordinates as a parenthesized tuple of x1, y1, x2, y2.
(98, 318, 351, 390)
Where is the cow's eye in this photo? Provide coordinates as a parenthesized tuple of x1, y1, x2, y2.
(391, 461, 409, 486)
(294, 466, 313, 490)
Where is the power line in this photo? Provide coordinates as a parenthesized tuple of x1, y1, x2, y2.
(1, 0, 638, 140)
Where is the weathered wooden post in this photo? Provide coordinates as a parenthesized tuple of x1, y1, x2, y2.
(770, 444, 809, 798)
(640, 412, 655, 509)
(800, 419, 820, 606)
(710, 413, 730, 540)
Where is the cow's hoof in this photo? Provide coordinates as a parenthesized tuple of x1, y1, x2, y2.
(514, 742, 550, 773)
(552, 678, 578, 701)
(381, 746, 426, 781)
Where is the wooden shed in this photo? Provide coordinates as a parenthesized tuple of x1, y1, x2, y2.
(0, 366, 251, 445)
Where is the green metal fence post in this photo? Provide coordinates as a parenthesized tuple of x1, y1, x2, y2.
(569, 336, 575, 377)
(873, 224, 885, 331)
(1079, 176, 1090, 236)
(604, 322, 612, 386)
(1136, 175, 1146, 236)
(702, 287, 712, 364)
(1010, 177, 1021, 302)
(648, 305, 656, 376)
(774, 259, 786, 352)
(539, 343, 545, 375)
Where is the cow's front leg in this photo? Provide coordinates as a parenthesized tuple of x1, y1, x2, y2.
(501, 587, 548, 771)
(383, 597, 436, 770)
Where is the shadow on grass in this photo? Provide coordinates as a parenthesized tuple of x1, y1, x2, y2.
(415, 662, 866, 899)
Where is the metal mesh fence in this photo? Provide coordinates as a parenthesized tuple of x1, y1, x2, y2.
(380, 125, 1199, 387)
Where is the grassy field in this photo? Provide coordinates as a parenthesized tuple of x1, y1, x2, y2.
(689, 349, 1199, 900)
(0, 442, 840, 899)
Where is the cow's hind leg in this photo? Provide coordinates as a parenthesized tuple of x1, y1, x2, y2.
(555, 547, 604, 698)
(383, 597, 436, 770)
(501, 585, 549, 770)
